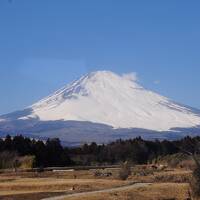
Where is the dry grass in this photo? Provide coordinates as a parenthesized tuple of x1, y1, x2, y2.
(0, 178, 129, 194)
(65, 183, 189, 200)
(0, 167, 193, 200)
(153, 169, 192, 183)
(128, 167, 192, 184)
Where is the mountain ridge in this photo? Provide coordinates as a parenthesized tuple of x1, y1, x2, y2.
(0, 70, 200, 143)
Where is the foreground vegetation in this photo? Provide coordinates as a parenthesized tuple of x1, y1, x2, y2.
(63, 183, 189, 200)
(0, 166, 192, 200)
(1, 135, 200, 199)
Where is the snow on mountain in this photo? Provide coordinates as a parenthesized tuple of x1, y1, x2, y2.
(13, 70, 200, 132)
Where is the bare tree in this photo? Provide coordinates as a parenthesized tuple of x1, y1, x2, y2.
(178, 141, 200, 199)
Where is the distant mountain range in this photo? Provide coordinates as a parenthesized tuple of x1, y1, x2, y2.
(0, 71, 200, 144)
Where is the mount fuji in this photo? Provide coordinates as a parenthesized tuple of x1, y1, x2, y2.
(0, 71, 200, 144)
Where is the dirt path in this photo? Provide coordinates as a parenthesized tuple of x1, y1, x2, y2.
(42, 182, 152, 200)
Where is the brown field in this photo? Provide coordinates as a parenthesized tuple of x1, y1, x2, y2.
(65, 183, 189, 200)
(0, 166, 194, 200)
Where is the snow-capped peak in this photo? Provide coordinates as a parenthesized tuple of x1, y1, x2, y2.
(31, 71, 141, 108)
(23, 70, 200, 131)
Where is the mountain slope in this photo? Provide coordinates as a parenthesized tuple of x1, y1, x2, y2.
(21, 71, 200, 130)
(0, 71, 200, 143)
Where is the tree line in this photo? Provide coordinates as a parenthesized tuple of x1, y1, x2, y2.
(0, 134, 200, 168)
(0, 135, 72, 167)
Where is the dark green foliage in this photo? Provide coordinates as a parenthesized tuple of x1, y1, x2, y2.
(69, 136, 200, 166)
(0, 151, 18, 169)
(1, 134, 200, 168)
(0, 135, 72, 168)
(69, 136, 180, 165)
(45, 138, 71, 167)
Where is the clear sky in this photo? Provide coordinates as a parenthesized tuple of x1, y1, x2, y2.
(0, 0, 200, 115)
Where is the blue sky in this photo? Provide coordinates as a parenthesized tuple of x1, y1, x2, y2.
(0, 0, 200, 114)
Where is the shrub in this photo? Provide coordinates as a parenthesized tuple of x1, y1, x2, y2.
(0, 151, 19, 169)
(0, 152, 35, 170)
(190, 165, 200, 199)
(19, 155, 36, 169)
(94, 170, 102, 177)
(179, 159, 195, 170)
(118, 161, 131, 180)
